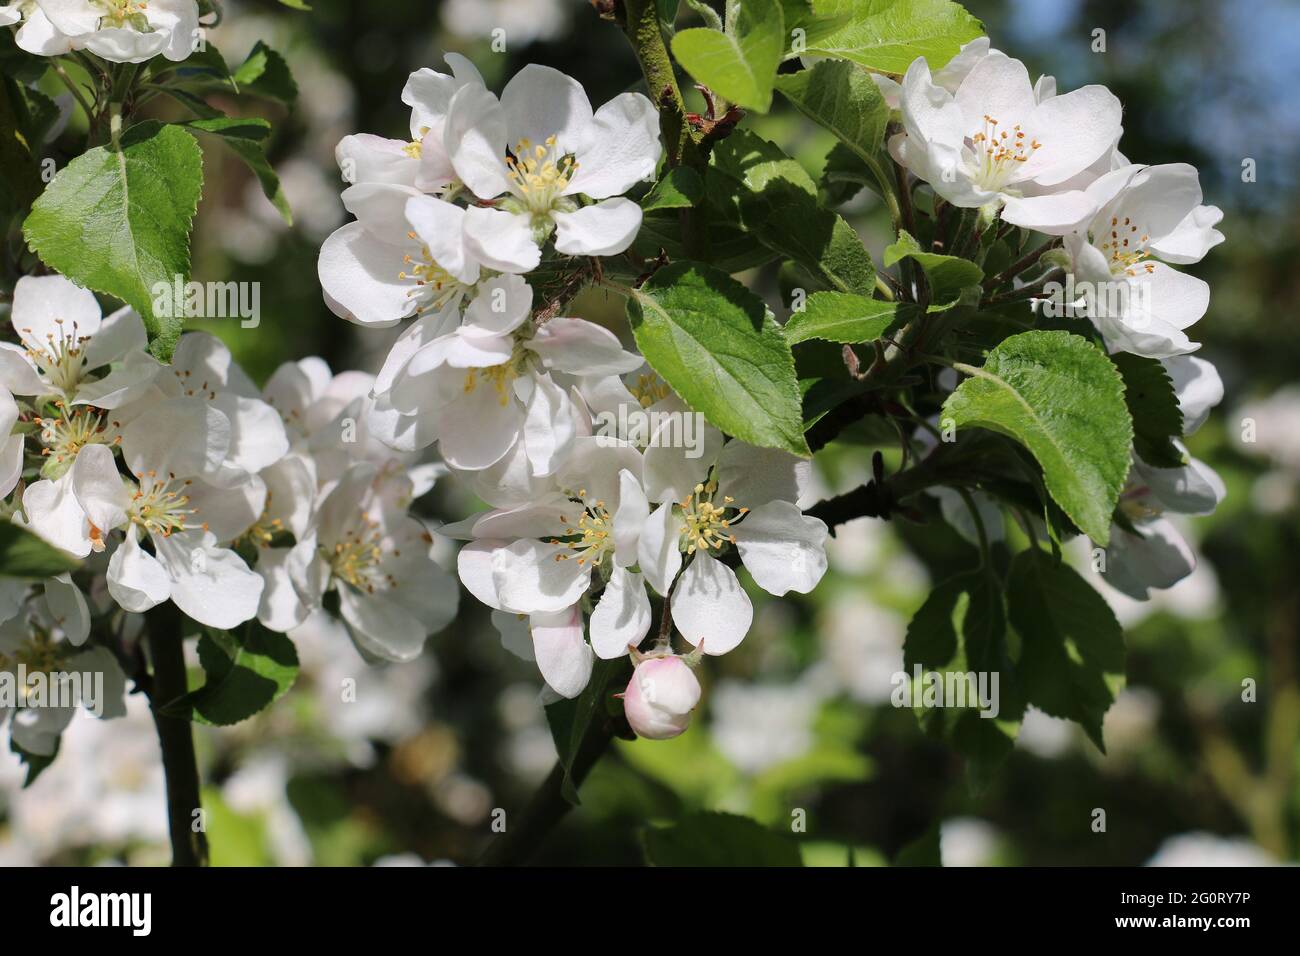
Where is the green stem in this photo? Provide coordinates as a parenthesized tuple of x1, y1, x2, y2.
(144, 604, 208, 867)
(50, 60, 96, 123)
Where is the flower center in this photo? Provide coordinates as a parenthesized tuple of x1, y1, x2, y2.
(36, 406, 118, 478)
(679, 480, 746, 555)
(0, 630, 68, 703)
(327, 521, 394, 594)
(21, 320, 89, 395)
(551, 491, 614, 567)
(968, 115, 1040, 191)
(1096, 215, 1156, 278)
(93, 0, 151, 30)
(399, 232, 472, 314)
(1118, 482, 1160, 521)
(505, 136, 578, 214)
(462, 334, 533, 406)
(129, 472, 199, 538)
(629, 373, 671, 409)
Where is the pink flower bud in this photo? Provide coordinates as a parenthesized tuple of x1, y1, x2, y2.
(621, 654, 702, 740)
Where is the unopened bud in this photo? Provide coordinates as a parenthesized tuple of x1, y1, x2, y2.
(620, 654, 702, 740)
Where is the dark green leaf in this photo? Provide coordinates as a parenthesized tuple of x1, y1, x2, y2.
(232, 41, 298, 106)
(942, 330, 1133, 544)
(628, 261, 810, 455)
(1111, 352, 1185, 468)
(1007, 548, 1125, 750)
(884, 229, 983, 303)
(0, 521, 81, 577)
(641, 166, 704, 212)
(775, 59, 890, 161)
(164, 622, 299, 726)
(545, 657, 630, 804)
(180, 117, 292, 225)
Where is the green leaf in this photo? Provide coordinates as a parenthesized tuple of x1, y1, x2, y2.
(9, 735, 58, 787)
(545, 657, 630, 804)
(0, 521, 81, 577)
(884, 229, 983, 303)
(804, 0, 985, 73)
(232, 41, 298, 106)
(180, 117, 292, 225)
(709, 130, 875, 295)
(164, 622, 299, 726)
(23, 121, 203, 361)
(904, 569, 1022, 787)
(894, 823, 941, 866)
(641, 166, 704, 212)
(0, 78, 42, 220)
(671, 0, 785, 112)
(628, 261, 810, 456)
(775, 59, 890, 161)
(176, 43, 238, 93)
(1110, 352, 1184, 468)
(942, 330, 1132, 545)
(1007, 548, 1125, 750)
(783, 291, 899, 344)
(643, 811, 803, 866)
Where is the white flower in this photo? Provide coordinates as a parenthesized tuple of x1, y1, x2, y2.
(336, 55, 486, 193)
(0, 275, 160, 408)
(291, 463, 458, 663)
(3, 1, 76, 56)
(318, 188, 500, 327)
(453, 440, 652, 697)
(444, 64, 660, 269)
(889, 50, 1122, 233)
(638, 439, 828, 656)
(1060, 164, 1222, 358)
(36, 0, 200, 63)
(0, 597, 127, 758)
(619, 652, 701, 740)
(1063, 163, 1224, 358)
(871, 36, 996, 110)
(63, 401, 266, 628)
(381, 291, 642, 473)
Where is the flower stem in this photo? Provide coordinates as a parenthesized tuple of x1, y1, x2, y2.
(144, 604, 208, 867)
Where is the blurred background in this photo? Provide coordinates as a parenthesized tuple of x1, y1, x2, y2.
(1, 0, 1297, 866)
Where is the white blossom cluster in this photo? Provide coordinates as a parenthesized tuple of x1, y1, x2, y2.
(885, 39, 1228, 601)
(0, 275, 456, 759)
(0, 0, 204, 63)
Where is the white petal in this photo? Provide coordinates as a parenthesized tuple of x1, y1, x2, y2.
(500, 64, 594, 157)
(445, 83, 511, 199)
(404, 194, 481, 285)
(318, 222, 417, 328)
(107, 527, 171, 613)
(23, 474, 91, 558)
(70, 443, 130, 535)
(0, 343, 46, 395)
(154, 532, 263, 629)
(462, 274, 532, 336)
(11, 274, 101, 353)
(528, 316, 644, 375)
(493, 538, 590, 614)
(1019, 84, 1123, 186)
(731, 500, 828, 596)
(672, 551, 752, 655)
(589, 566, 651, 659)
(522, 373, 577, 476)
(71, 349, 162, 408)
(637, 501, 682, 596)
(1163, 355, 1223, 435)
(462, 205, 541, 273)
(491, 609, 535, 660)
(338, 584, 428, 662)
(335, 133, 419, 187)
(566, 92, 660, 199)
(44, 573, 90, 646)
(121, 397, 230, 478)
(83, 305, 147, 368)
(529, 605, 593, 699)
(716, 440, 809, 508)
(0, 434, 23, 499)
(436, 380, 525, 471)
(1000, 190, 1096, 235)
(457, 539, 507, 610)
(553, 198, 643, 257)
(1136, 454, 1225, 516)
(614, 468, 650, 567)
(1103, 517, 1195, 600)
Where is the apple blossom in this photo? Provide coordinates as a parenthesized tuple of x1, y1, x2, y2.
(1062, 163, 1224, 358)
(444, 64, 661, 269)
(889, 50, 1122, 233)
(34, 0, 201, 63)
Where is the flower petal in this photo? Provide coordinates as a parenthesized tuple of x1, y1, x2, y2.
(673, 551, 752, 655)
(732, 500, 829, 596)
(529, 604, 593, 699)
(589, 566, 651, 659)
(553, 197, 642, 257)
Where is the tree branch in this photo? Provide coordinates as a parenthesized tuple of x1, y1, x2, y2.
(143, 604, 208, 867)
